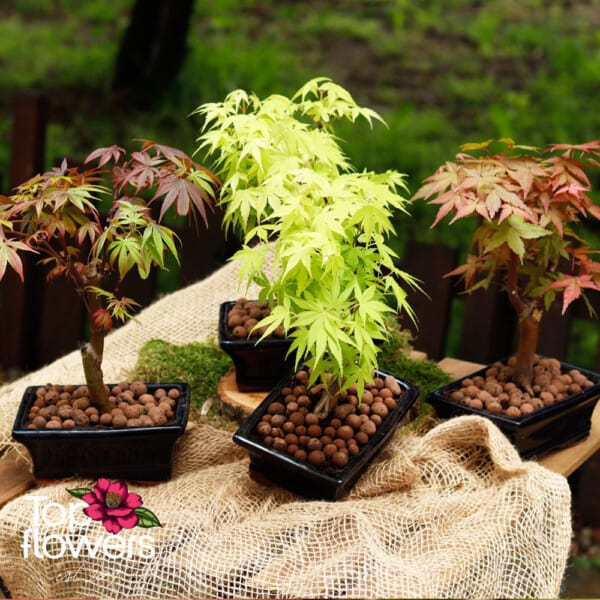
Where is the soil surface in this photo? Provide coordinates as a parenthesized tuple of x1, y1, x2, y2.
(253, 368, 404, 470)
(23, 381, 179, 429)
(226, 298, 286, 339)
(444, 355, 595, 418)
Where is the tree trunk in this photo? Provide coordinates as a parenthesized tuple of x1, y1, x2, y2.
(80, 278, 110, 414)
(313, 378, 340, 420)
(506, 250, 542, 393)
(113, 0, 195, 106)
(81, 336, 110, 415)
(513, 309, 542, 393)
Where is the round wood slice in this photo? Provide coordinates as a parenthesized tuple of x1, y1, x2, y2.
(217, 368, 270, 422)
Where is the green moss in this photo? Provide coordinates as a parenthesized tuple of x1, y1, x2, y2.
(131, 329, 452, 430)
(131, 339, 232, 410)
(378, 325, 453, 417)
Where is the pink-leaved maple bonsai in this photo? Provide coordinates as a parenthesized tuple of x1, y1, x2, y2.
(413, 138, 600, 392)
(0, 141, 218, 413)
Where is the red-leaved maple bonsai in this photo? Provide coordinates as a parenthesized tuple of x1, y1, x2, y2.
(0, 141, 218, 414)
(413, 139, 600, 392)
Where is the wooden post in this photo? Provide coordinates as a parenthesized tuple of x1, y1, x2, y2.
(400, 241, 459, 360)
(0, 92, 48, 371)
(459, 287, 516, 364)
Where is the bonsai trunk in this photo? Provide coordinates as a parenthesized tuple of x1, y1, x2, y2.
(507, 251, 542, 393)
(313, 378, 341, 420)
(81, 330, 110, 415)
(81, 280, 110, 414)
(513, 309, 541, 394)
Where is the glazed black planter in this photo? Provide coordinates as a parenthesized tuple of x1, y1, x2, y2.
(12, 382, 190, 481)
(218, 301, 296, 391)
(233, 368, 420, 500)
(427, 360, 600, 458)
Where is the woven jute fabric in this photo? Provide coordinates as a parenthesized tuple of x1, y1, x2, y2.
(0, 252, 572, 599)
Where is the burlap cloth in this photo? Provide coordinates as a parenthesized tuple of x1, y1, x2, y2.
(0, 253, 572, 599)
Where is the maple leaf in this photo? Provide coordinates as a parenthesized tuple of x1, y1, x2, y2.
(153, 173, 212, 225)
(411, 162, 460, 202)
(0, 237, 34, 280)
(444, 254, 481, 289)
(548, 141, 600, 155)
(85, 145, 126, 168)
(546, 274, 600, 314)
(117, 151, 163, 192)
(459, 139, 494, 152)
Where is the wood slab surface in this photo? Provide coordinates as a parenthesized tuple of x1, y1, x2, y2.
(0, 456, 33, 509)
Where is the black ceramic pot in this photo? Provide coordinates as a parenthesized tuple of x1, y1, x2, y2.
(427, 359, 600, 458)
(12, 382, 190, 481)
(218, 301, 295, 392)
(233, 368, 420, 500)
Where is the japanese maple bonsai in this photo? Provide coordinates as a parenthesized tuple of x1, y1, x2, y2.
(0, 140, 218, 416)
(413, 138, 600, 393)
(195, 77, 420, 419)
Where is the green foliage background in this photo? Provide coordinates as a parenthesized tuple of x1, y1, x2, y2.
(2, 0, 599, 215)
(1, 0, 600, 365)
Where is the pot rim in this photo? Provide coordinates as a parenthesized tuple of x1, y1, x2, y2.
(11, 381, 190, 439)
(233, 367, 420, 488)
(427, 356, 600, 428)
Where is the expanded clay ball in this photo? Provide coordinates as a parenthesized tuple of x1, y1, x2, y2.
(72, 397, 90, 411)
(336, 425, 354, 440)
(308, 450, 326, 467)
(151, 412, 167, 425)
(129, 381, 147, 396)
(506, 406, 521, 418)
(384, 375, 402, 395)
(138, 393, 155, 405)
(72, 386, 88, 399)
(295, 370, 309, 383)
(345, 414, 362, 430)
(32, 416, 47, 429)
(257, 422, 272, 436)
(332, 451, 348, 467)
(112, 413, 128, 427)
(100, 413, 113, 426)
(370, 414, 382, 426)
(232, 326, 246, 339)
(371, 402, 389, 418)
(123, 404, 142, 419)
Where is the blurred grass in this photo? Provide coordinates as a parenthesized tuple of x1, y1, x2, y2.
(2, 0, 598, 234)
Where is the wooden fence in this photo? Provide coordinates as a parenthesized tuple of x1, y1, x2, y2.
(2, 92, 600, 375)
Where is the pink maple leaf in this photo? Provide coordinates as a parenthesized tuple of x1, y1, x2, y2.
(546, 274, 600, 315)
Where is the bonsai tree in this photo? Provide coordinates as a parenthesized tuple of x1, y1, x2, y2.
(413, 138, 600, 392)
(195, 77, 419, 416)
(0, 141, 218, 413)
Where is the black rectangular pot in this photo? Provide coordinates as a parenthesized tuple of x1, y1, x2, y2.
(427, 360, 600, 458)
(233, 369, 420, 500)
(11, 382, 190, 481)
(218, 301, 296, 392)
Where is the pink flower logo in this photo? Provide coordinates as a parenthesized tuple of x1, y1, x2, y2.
(67, 478, 161, 534)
